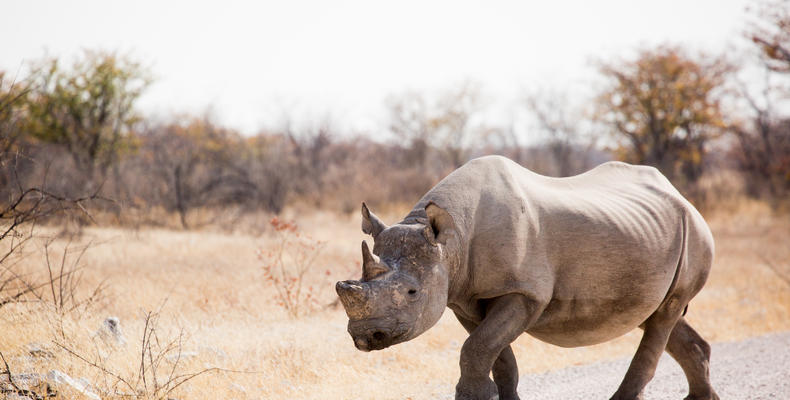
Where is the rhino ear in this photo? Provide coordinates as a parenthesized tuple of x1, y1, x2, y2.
(424, 202, 454, 246)
(361, 202, 387, 238)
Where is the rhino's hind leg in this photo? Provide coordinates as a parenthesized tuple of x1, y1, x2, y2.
(666, 318, 719, 400)
(610, 297, 686, 400)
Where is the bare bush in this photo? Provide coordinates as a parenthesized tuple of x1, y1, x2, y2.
(40, 239, 106, 316)
(56, 306, 221, 399)
(2, 66, 104, 302)
(260, 217, 326, 318)
(0, 180, 104, 307)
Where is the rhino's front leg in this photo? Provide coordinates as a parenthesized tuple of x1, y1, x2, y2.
(455, 314, 520, 400)
(455, 294, 542, 400)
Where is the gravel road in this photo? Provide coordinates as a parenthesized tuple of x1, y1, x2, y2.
(517, 331, 790, 399)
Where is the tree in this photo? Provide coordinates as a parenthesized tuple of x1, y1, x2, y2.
(731, 0, 790, 200)
(138, 115, 256, 228)
(387, 90, 432, 169)
(387, 82, 486, 173)
(596, 46, 734, 184)
(524, 90, 600, 177)
(0, 72, 32, 199)
(242, 133, 295, 214)
(24, 50, 150, 189)
(281, 116, 334, 205)
(1, 72, 102, 309)
(749, 0, 790, 74)
(0, 72, 30, 162)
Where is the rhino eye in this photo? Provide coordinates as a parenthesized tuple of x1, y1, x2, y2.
(408, 289, 418, 296)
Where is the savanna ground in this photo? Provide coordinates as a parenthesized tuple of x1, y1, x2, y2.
(1, 200, 789, 400)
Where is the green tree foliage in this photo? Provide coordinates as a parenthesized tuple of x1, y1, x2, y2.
(0, 73, 34, 200)
(0, 72, 30, 161)
(596, 46, 734, 184)
(24, 50, 150, 184)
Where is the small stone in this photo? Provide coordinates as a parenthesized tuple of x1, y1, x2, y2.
(0, 372, 54, 398)
(47, 369, 99, 400)
(198, 346, 228, 360)
(95, 316, 126, 346)
(230, 383, 246, 393)
(165, 351, 199, 362)
(26, 342, 55, 359)
(4, 393, 32, 400)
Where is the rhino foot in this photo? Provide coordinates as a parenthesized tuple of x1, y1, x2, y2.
(684, 393, 720, 400)
(609, 393, 644, 400)
(455, 376, 498, 400)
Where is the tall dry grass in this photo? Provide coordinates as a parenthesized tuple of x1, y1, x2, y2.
(0, 204, 789, 399)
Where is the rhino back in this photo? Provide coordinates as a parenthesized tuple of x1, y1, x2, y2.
(410, 156, 711, 346)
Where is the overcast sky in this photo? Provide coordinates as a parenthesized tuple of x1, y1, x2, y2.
(1, 0, 754, 135)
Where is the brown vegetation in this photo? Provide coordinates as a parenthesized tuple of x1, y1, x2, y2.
(2, 25, 789, 224)
(0, 206, 787, 399)
(595, 46, 734, 187)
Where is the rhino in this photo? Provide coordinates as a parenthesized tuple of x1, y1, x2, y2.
(336, 155, 717, 400)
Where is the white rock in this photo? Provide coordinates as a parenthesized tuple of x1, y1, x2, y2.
(96, 316, 126, 346)
(26, 342, 55, 358)
(230, 383, 246, 393)
(47, 370, 99, 400)
(198, 346, 228, 360)
(0, 372, 48, 393)
(165, 351, 199, 362)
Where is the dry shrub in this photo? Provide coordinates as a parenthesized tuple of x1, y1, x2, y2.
(1, 233, 105, 323)
(55, 305, 222, 399)
(260, 217, 327, 318)
(1, 204, 788, 400)
(1, 230, 226, 400)
(685, 168, 749, 214)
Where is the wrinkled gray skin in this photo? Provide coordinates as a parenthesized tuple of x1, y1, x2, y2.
(336, 156, 718, 400)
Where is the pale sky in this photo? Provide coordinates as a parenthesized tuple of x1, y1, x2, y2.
(1, 0, 754, 135)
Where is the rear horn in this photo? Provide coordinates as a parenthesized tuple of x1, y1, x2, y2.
(361, 240, 390, 281)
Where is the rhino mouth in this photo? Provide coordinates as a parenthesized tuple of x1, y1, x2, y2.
(350, 324, 412, 352)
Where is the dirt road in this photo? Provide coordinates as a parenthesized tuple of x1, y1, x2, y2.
(518, 331, 790, 399)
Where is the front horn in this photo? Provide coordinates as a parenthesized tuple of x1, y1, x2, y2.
(335, 280, 372, 320)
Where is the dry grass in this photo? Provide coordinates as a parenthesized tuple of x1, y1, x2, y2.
(1, 204, 789, 399)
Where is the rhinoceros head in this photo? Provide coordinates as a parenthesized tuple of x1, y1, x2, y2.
(335, 202, 454, 351)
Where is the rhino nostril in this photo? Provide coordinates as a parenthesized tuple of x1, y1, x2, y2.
(372, 331, 386, 341)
